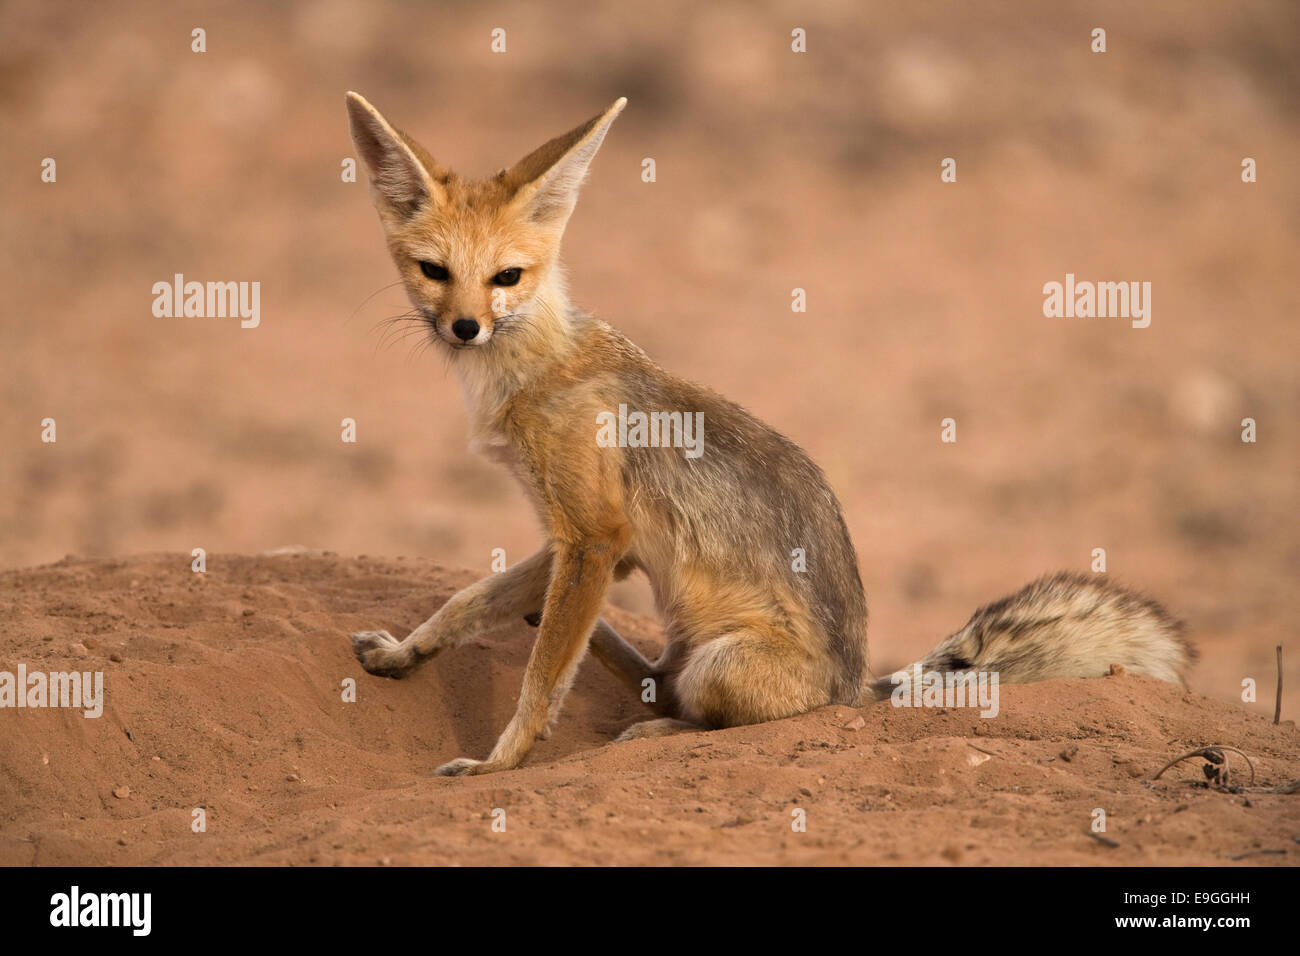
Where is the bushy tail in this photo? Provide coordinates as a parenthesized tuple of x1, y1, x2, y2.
(868, 572, 1195, 701)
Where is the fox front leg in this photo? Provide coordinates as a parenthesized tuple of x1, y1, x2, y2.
(351, 548, 554, 677)
(435, 540, 618, 776)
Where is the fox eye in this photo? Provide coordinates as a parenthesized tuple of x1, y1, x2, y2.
(419, 261, 449, 281)
(492, 268, 522, 287)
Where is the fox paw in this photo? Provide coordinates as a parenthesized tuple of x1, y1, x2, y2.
(351, 630, 413, 678)
(615, 718, 701, 742)
(435, 757, 494, 777)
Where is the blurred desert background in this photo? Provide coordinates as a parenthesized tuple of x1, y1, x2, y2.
(2, 0, 1297, 724)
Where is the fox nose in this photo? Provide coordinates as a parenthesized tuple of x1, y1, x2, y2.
(451, 318, 480, 341)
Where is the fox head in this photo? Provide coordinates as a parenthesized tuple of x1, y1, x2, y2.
(346, 92, 625, 359)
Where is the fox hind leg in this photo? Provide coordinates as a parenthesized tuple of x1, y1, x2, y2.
(615, 718, 702, 741)
(673, 629, 831, 729)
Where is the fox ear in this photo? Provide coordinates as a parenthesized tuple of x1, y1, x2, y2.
(504, 97, 626, 228)
(345, 91, 447, 217)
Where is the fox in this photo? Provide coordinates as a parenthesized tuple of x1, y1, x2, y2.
(344, 92, 1195, 776)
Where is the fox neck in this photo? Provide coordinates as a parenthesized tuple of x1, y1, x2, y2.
(451, 267, 578, 440)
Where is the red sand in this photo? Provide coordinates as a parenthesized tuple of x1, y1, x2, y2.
(1, 0, 1297, 865)
(1, 553, 1296, 865)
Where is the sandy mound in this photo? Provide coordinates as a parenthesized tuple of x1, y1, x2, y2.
(1, 553, 1296, 866)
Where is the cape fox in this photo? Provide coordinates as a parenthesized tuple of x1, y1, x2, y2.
(345, 93, 1195, 776)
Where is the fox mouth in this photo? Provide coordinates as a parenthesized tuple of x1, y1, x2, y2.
(440, 331, 490, 350)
